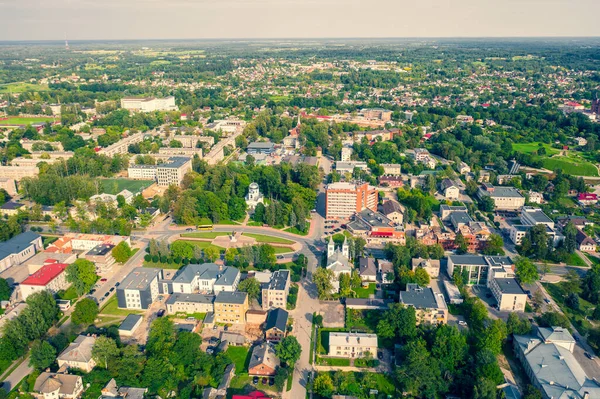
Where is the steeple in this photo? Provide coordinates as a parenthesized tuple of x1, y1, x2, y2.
(342, 237, 349, 259)
(327, 238, 335, 258)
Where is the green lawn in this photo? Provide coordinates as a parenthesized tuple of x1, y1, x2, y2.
(247, 221, 263, 227)
(0, 116, 54, 125)
(242, 233, 294, 245)
(566, 253, 588, 267)
(317, 357, 350, 366)
(0, 82, 50, 93)
(170, 312, 206, 321)
(99, 178, 153, 195)
(143, 260, 185, 270)
(283, 226, 309, 236)
(542, 157, 598, 177)
(178, 240, 224, 251)
(180, 232, 230, 239)
(352, 283, 377, 299)
(56, 286, 78, 301)
(345, 309, 381, 333)
(513, 142, 560, 156)
(273, 247, 294, 254)
(226, 346, 250, 373)
(355, 358, 379, 368)
(99, 296, 144, 317)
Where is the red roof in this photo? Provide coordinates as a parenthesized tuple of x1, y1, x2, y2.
(370, 231, 394, 237)
(232, 393, 270, 399)
(22, 263, 67, 286)
(578, 193, 598, 200)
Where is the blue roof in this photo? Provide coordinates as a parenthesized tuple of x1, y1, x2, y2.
(0, 231, 40, 260)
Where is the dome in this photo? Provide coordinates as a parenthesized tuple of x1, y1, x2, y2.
(249, 182, 259, 189)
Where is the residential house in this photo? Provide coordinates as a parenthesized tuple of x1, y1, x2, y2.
(378, 259, 394, 284)
(380, 200, 404, 225)
(411, 258, 440, 278)
(248, 343, 280, 377)
(399, 284, 448, 325)
(440, 179, 460, 200)
(576, 229, 597, 252)
(57, 335, 97, 372)
(33, 371, 84, 399)
(214, 291, 248, 324)
(578, 193, 598, 206)
(328, 332, 378, 358)
(0, 201, 24, 216)
(261, 270, 290, 310)
(165, 293, 215, 315)
(358, 257, 377, 282)
(165, 263, 240, 295)
(265, 308, 288, 343)
(99, 378, 147, 399)
(378, 175, 404, 188)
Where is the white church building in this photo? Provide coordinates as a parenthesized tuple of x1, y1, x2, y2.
(245, 182, 264, 210)
(325, 237, 352, 292)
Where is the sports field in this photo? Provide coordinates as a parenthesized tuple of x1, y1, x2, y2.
(0, 116, 54, 125)
(0, 82, 49, 93)
(99, 178, 153, 194)
(542, 157, 598, 177)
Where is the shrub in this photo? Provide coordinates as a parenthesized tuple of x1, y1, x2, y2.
(152, 255, 159, 263)
(144, 254, 151, 262)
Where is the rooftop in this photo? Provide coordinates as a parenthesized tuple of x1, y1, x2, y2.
(215, 291, 247, 305)
(521, 207, 553, 224)
(22, 262, 67, 286)
(173, 263, 240, 287)
(449, 255, 513, 268)
(265, 307, 288, 332)
(329, 332, 378, 348)
(86, 243, 114, 257)
(493, 278, 526, 295)
(267, 270, 289, 291)
(399, 284, 444, 309)
(479, 185, 524, 199)
(166, 293, 215, 305)
(0, 231, 40, 260)
(119, 314, 143, 332)
(119, 268, 162, 291)
(157, 156, 191, 169)
(356, 209, 393, 228)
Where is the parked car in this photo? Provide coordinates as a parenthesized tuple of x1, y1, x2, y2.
(585, 352, 596, 360)
(458, 320, 468, 326)
(115, 282, 120, 287)
(104, 292, 110, 297)
(110, 287, 115, 292)
(252, 376, 259, 384)
(544, 298, 551, 304)
(100, 278, 108, 283)
(262, 377, 267, 385)
(157, 309, 165, 317)
(377, 351, 383, 360)
(186, 227, 194, 232)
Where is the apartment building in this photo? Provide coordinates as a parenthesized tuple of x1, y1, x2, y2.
(0, 232, 43, 272)
(261, 270, 290, 310)
(399, 284, 448, 325)
(328, 332, 378, 358)
(381, 163, 402, 176)
(128, 164, 158, 180)
(165, 293, 215, 315)
(214, 291, 248, 324)
(489, 277, 527, 312)
(117, 268, 163, 310)
(335, 161, 368, 174)
(0, 178, 17, 196)
(20, 262, 69, 300)
(361, 108, 392, 121)
(447, 255, 513, 286)
(509, 207, 563, 246)
(120, 96, 177, 112)
(477, 183, 525, 210)
(247, 142, 275, 155)
(265, 307, 289, 343)
(325, 182, 377, 219)
(156, 157, 192, 186)
(0, 165, 39, 180)
(98, 132, 145, 157)
(341, 146, 353, 162)
(165, 263, 240, 295)
(171, 135, 215, 148)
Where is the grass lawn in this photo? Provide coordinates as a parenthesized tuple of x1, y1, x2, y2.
(0, 82, 49, 93)
(557, 197, 578, 208)
(513, 142, 560, 156)
(283, 226, 309, 236)
(585, 254, 600, 266)
(352, 283, 377, 299)
(566, 253, 588, 267)
(180, 232, 229, 239)
(542, 282, 596, 335)
(99, 296, 144, 317)
(247, 221, 262, 227)
(143, 260, 185, 270)
(317, 357, 350, 366)
(99, 178, 153, 195)
(42, 236, 58, 247)
(229, 373, 275, 396)
(273, 247, 294, 254)
(170, 312, 206, 321)
(242, 233, 294, 245)
(0, 116, 54, 125)
(542, 157, 599, 177)
(345, 309, 381, 332)
(57, 286, 78, 301)
(355, 358, 379, 368)
(226, 346, 250, 373)
(178, 240, 224, 251)
(96, 315, 123, 326)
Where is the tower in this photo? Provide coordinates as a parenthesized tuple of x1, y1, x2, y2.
(65, 32, 70, 51)
(342, 237, 349, 259)
(327, 239, 335, 258)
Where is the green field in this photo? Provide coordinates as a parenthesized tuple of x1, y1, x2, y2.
(317, 357, 350, 366)
(542, 157, 598, 177)
(178, 240, 225, 251)
(273, 247, 294, 254)
(99, 296, 144, 317)
(0, 116, 54, 125)
(226, 346, 250, 373)
(242, 233, 294, 245)
(513, 142, 560, 155)
(99, 178, 153, 194)
(181, 232, 230, 239)
(0, 82, 49, 93)
(353, 283, 377, 299)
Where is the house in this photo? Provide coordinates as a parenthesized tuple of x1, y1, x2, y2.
(261, 270, 290, 310)
(458, 162, 471, 175)
(488, 277, 527, 312)
(328, 332, 378, 358)
(202, 364, 235, 399)
(378, 175, 404, 188)
(399, 284, 448, 325)
(440, 179, 460, 200)
(477, 183, 525, 210)
(33, 371, 84, 399)
(165, 293, 215, 315)
(166, 263, 240, 295)
(117, 268, 163, 310)
(380, 200, 404, 225)
(118, 314, 143, 337)
(0, 201, 24, 217)
(57, 335, 97, 372)
(248, 342, 280, 376)
(527, 191, 544, 204)
(20, 261, 69, 300)
(576, 229, 597, 252)
(513, 327, 600, 399)
(345, 298, 393, 310)
(220, 331, 247, 346)
(378, 259, 394, 284)
(99, 378, 147, 399)
(265, 307, 288, 342)
(577, 193, 598, 206)
(0, 231, 43, 272)
(214, 291, 248, 324)
(557, 216, 593, 230)
(325, 238, 352, 292)
(358, 257, 377, 282)
(411, 258, 440, 278)
(381, 163, 401, 176)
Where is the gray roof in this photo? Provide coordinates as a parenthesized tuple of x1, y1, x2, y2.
(166, 293, 215, 305)
(381, 200, 403, 215)
(0, 231, 40, 260)
(267, 270, 289, 291)
(248, 342, 280, 371)
(57, 335, 95, 364)
(248, 142, 275, 149)
(119, 268, 161, 291)
(399, 284, 439, 309)
(448, 255, 513, 267)
(521, 207, 553, 224)
(538, 326, 575, 344)
(34, 373, 81, 395)
(478, 185, 524, 199)
(493, 278, 526, 295)
(449, 211, 473, 227)
(157, 156, 191, 169)
(327, 251, 352, 273)
(173, 263, 240, 288)
(345, 298, 393, 309)
(358, 257, 377, 277)
(119, 314, 143, 332)
(215, 291, 247, 305)
(356, 209, 393, 228)
(411, 258, 440, 270)
(265, 307, 288, 332)
(220, 331, 246, 345)
(87, 243, 114, 256)
(0, 201, 23, 210)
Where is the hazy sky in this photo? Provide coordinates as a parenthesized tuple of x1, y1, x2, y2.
(1, 0, 599, 41)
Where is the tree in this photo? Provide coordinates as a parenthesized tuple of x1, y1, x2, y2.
(395, 338, 445, 398)
(454, 232, 469, 254)
(473, 378, 497, 399)
(515, 257, 539, 284)
(479, 195, 495, 212)
(566, 293, 580, 310)
(313, 268, 334, 299)
(92, 336, 119, 369)
(0, 279, 11, 301)
(313, 373, 334, 397)
(275, 336, 302, 367)
(65, 259, 98, 296)
(72, 298, 99, 325)
(170, 240, 194, 259)
(112, 241, 133, 263)
(482, 234, 504, 255)
(414, 268, 430, 287)
(563, 222, 578, 253)
(203, 246, 220, 262)
(507, 312, 532, 335)
(238, 277, 261, 301)
(477, 319, 507, 355)
(29, 340, 56, 370)
(564, 270, 582, 295)
(536, 311, 570, 329)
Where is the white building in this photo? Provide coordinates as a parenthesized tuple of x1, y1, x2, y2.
(328, 332, 378, 358)
(120, 96, 177, 112)
(245, 182, 264, 210)
(341, 147, 353, 162)
(326, 238, 352, 292)
(20, 262, 69, 300)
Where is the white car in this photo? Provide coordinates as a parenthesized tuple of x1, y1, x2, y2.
(458, 321, 467, 326)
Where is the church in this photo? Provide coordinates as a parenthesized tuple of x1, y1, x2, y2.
(325, 237, 353, 292)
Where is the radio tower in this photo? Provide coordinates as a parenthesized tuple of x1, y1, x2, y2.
(65, 32, 70, 51)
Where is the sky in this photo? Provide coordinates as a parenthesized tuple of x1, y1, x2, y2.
(0, 0, 599, 41)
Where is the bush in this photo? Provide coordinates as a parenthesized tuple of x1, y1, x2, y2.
(152, 255, 159, 263)
(182, 258, 190, 265)
(166, 257, 173, 264)
(314, 314, 323, 327)
(160, 256, 167, 263)
(144, 254, 151, 262)
(174, 256, 182, 264)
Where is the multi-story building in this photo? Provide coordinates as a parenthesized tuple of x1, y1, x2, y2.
(0, 177, 17, 196)
(156, 157, 192, 186)
(33, 371, 84, 399)
(399, 284, 448, 325)
(165, 263, 240, 294)
(117, 268, 163, 310)
(165, 293, 215, 315)
(380, 199, 404, 225)
(265, 307, 288, 343)
(120, 96, 177, 112)
(247, 142, 275, 155)
(261, 270, 290, 310)
(477, 183, 525, 210)
(0, 232, 43, 272)
(127, 164, 158, 180)
(335, 161, 368, 174)
(509, 207, 563, 246)
(20, 261, 69, 300)
(361, 108, 392, 121)
(248, 342, 280, 377)
(213, 291, 248, 324)
(347, 208, 405, 245)
(488, 277, 527, 312)
(381, 163, 401, 176)
(171, 135, 215, 148)
(341, 146, 353, 162)
(411, 258, 440, 278)
(440, 178, 460, 200)
(98, 132, 145, 157)
(84, 243, 116, 273)
(328, 332, 378, 358)
(57, 335, 96, 373)
(447, 255, 513, 286)
(325, 182, 377, 219)
(378, 175, 404, 188)
(0, 165, 39, 181)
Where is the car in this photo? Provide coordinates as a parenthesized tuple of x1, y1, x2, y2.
(186, 227, 194, 232)
(252, 376, 259, 384)
(209, 337, 220, 345)
(574, 335, 580, 342)
(90, 289, 96, 294)
(458, 320, 468, 326)
(269, 378, 275, 386)
(262, 377, 267, 385)
(100, 278, 108, 283)
(277, 255, 284, 259)
(110, 287, 115, 292)
(311, 209, 316, 213)
(99, 297, 105, 302)
(377, 351, 383, 360)
(224, 325, 229, 331)
(544, 298, 551, 304)
(157, 309, 165, 317)
(115, 282, 120, 287)
(585, 352, 596, 360)
(104, 292, 110, 297)
(186, 316, 196, 321)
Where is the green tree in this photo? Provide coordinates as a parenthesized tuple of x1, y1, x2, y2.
(454, 232, 469, 254)
(112, 241, 133, 263)
(170, 241, 194, 259)
(203, 246, 220, 262)
(482, 234, 504, 255)
(238, 277, 261, 301)
(473, 378, 497, 399)
(71, 298, 99, 325)
(395, 338, 446, 398)
(92, 336, 119, 369)
(275, 336, 302, 368)
(29, 340, 56, 370)
(65, 259, 98, 296)
(507, 312, 532, 335)
(313, 373, 334, 397)
(313, 268, 334, 299)
(515, 257, 539, 284)
(414, 268, 430, 287)
(0, 279, 11, 301)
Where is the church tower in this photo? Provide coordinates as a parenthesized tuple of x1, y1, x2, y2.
(342, 237, 349, 259)
(327, 238, 335, 258)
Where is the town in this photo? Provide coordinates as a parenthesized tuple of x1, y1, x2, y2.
(1, 38, 600, 399)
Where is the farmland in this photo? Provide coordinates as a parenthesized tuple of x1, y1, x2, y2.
(0, 82, 49, 93)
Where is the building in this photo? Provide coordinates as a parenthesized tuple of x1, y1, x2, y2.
(247, 142, 275, 155)
(442, 280, 463, 305)
(378, 175, 404, 188)
(380, 200, 404, 225)
(335, 161, 368, 174)
(447, 255, 514, 286)
(576, 229, 597, 252)
(361, 108, 392, 121)
(118, 314, 144, 337)
(477, 183, 525, 210)
(117, 268, 163, 310)
(328, 332, 378, 358)
(578, 193, 598, 206)
(84, 243, 116, 273)
(214, 291, 248, 324)
(489, 277, 527, 312)
(127, 164, 158, 180)
(399, 284, 448, 325)
(381, 163, 401, 176)
(358, 257, 377, 282)
(326, 238, 352, 292)
(411, 258, 440, 278)
(513, 327, 600, 399)
(165, 263, 240, 294)
(509, 207, 563, 246)
(341, 146, 353, 162)
(265, 307, 288, 343)
(99, 379, 147, 399)
(0, 201, 24, 216)
(261, 270, 290, 310)
(245, 182, 264, 210)
(0, 165, 39, 181)
(378, 259, 395, 284)
(120, 96, 177, 112)
(248, 342, 280, 377)
(0, 178, 17, 196)
(33, 371, 84, 399)
(156, 157, 192, 186)
(527, 191, 544, 204)
(325, 182, 377, 219)
(0, 231, 43, 272)
(90, 189, 134, 207)
(165, 293, 215, 314)
(98, 132, 144, 157)
(458, 162, 471, 175)
(20, 262, 69, 300)
(57, 335, 97, 372)
(347, 208, 405, 245)
(441, 179, 460, 200)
